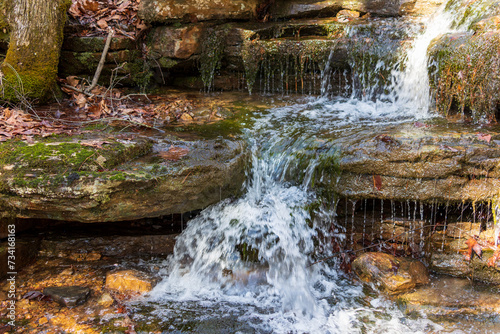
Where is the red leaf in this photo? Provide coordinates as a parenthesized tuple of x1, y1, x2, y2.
(373, 175, 382, 191)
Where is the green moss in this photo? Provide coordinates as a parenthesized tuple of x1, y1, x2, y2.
(75, 52, 100, 71)
(1, 0, 71, 103)
(429, 32, 500, 122)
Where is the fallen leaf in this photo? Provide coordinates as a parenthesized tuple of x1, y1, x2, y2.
(488, 250, 500, 267)
(465, 237, 482, 261)
(477, 133, 492, 143)
(66, 75, 80, 87)
(97, 18, 108, 29)
(373, 175, 382, 191)
(76, 93, 87, 108)
(158, 146, 189, 161)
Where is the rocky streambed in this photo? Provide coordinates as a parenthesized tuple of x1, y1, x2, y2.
(1, 92, 500, 332)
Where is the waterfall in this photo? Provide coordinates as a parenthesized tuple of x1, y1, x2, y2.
(132, 0, 494, 332)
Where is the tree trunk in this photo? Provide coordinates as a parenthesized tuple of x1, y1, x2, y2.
(1, 0, 70, 103)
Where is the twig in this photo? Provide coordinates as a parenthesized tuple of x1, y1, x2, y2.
(181, 171, 192, 184)
(86, 29, 114, 94)
(62, 84, 93, 97)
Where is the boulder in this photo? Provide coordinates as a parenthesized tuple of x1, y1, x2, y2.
(397, 276, 500, 324)
(139, 0, 259, 23)
(105, 269, 154, 294)
(0, 134, 246, 222)
(147, 24, 204, 60)
(352, 252, 429, 293)
(43, 286, 91, 307)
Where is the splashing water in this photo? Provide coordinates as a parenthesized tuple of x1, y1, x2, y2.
(138, 105, 441, 333)
(132, 1, 492, 332)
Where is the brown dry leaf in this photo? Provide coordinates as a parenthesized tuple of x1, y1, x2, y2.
(465, 237, 482, 261)
(158, 147, 189, 161)
(97, 18, 108, 29)
(76, 94, 87, 108)
(100, 100, 111, 114)
(66, 76, 80, 87)
(488, 250, 500, 267)
(372, 175, 382, 191)
(88, 104, 103, 119)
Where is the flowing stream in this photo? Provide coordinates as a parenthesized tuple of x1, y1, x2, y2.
(132, 1, 492, 332)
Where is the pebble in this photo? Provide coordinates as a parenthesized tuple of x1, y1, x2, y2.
(97, 293, 114, 308)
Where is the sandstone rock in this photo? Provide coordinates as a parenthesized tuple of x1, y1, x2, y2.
(397, 276, 500, 322)
(345, 0, 417, 16)
(271, 0, 342, 19)
(139, 0, 259, 23)
(352, 252, 429, 293)
(428, 31, 500, 121)
(337, 9, 361, 18)
(147, 25, 204, 60)
(105, 269, 154, 294)
(97, 292, 114, 308)
(0, 134, 246, 222)
(473, 15, 500, 32)
(310, 123, 500, 203)
(43, 286, 91, 307)
(271, 0, 416, 18)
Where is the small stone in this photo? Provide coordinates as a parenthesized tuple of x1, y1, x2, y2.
(336, 9, 360, 18)
(97, 293, 114, 308)
(43, 286, 91, 307)
(38, 316, 48, 325)
(352, 252, 429, 294)
(105, 269, 154, 294)
(59, 268, 74, 276)
(179, 113, 193, 122)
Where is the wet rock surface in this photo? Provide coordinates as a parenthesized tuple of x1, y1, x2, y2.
(352, 252, 429, 293)
(0, 132, 246, 222)
(313, 122, 500, 202)
(105, 269, 155, 294)
(43, 286, 91, 307)
(396, 276, 500, 333)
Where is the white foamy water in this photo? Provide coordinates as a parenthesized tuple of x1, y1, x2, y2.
(132, 1, 492, 332)
(138, 105, 441, 333)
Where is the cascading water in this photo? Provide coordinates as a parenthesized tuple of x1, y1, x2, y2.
(131, 1, 494, 332)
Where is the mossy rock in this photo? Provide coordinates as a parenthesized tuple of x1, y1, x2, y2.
(0, 133, 247, 222)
